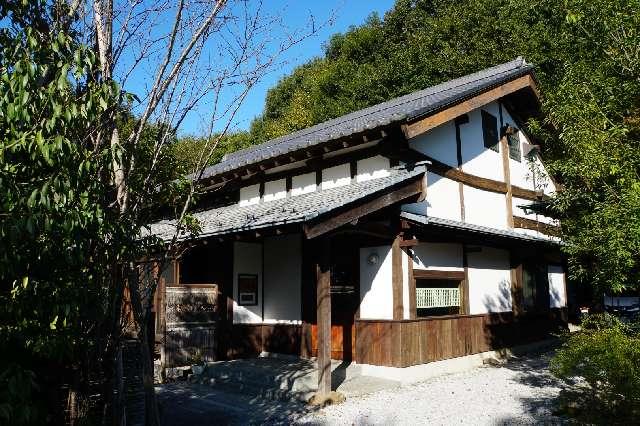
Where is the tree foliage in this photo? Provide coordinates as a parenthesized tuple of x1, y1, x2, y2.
(0, 1, 125, 423)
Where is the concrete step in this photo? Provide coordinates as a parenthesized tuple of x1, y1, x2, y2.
(193, 373, 315, 402)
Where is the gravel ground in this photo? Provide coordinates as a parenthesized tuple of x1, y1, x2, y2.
(158, 350, 569, 425)
(297, 351, 568, 425)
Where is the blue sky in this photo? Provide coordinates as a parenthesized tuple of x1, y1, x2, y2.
(175, 0, 396, 136)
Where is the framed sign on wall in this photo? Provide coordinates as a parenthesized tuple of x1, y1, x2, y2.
(238, 274, 258, 306)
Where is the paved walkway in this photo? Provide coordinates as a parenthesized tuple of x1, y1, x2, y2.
(157, 351, 568, 425)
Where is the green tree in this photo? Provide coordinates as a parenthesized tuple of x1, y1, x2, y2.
(0, 1, 125, 423)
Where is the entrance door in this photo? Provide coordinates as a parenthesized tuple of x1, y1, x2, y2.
(306, 236, 359, 360)
(329, 237, 359, 360)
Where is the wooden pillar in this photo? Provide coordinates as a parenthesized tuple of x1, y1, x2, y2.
(392, 234, 404, 320)
(499, 103, 514, 228)
(315, 238, 332, 396)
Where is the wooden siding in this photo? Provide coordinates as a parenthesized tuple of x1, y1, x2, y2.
(355, 309, 567, 367)
(226, 323, 304, 359)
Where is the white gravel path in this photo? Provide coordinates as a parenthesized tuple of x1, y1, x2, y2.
(296, 352, 568, 425)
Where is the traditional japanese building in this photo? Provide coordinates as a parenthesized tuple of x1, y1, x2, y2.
(150, 58, 568, 395)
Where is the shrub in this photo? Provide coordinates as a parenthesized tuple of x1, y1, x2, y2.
(551, 313, 640, 417)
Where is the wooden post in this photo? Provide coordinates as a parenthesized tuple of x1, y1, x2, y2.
(392, 233, 404, 320)
(316, 238, 332, 397)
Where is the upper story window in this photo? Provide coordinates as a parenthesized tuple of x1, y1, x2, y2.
(481, 110, 499, 152)
(505, 125, 521, 162)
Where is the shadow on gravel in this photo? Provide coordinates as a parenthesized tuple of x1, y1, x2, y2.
(492, 347, 571, 425)
(157, 382, 315, 426)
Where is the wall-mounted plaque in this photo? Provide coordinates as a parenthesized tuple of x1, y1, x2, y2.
(238, 274, 258, 306)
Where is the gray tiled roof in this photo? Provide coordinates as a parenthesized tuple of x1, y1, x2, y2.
(199, 58, 532, 181)
(150, 165, 426, 241)
(400, 211, 558, 244)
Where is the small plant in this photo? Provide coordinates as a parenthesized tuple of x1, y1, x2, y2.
(551, 313, 640, 420)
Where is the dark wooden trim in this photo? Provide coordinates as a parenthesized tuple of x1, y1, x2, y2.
(403, 75, 539, 139)
(510, 251, 523, 317)
(413, 269, 466, 281)
(426, 155, 508, 194)
(511, 186, 544, 201)
(303, 176, 424, 239)
(499, 102, 515, 229)
(315, 238, 332, 396)
(458, 181, 465, 221)
(399, 238, 419, 247)
(392, 233, 404, 320)
(454, 114, 469, 167)
(462, 245, 470, 315)
(349, 159, 357, 180)
(513, 216, 560, 236)
(407, 250, 417, 319)
(424, 154, 544, 202)
(285, 176, 292, 196)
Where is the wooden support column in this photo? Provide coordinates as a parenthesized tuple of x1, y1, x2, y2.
(499, 103, 515, 228)
(315, 238, 332, 397)
(392, 233, 404, 320)
(407, 250, 417, 319)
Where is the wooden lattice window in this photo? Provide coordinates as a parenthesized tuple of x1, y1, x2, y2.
(481, 110, 499, 152)
(416, 278, 462, 317)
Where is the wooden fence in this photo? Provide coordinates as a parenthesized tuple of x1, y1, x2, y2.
(355, 309, 567, 367)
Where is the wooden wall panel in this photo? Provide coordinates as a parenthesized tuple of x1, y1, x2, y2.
(355, 309, 567, 367)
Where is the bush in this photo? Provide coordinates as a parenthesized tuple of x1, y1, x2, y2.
(551, 313, 640, 418)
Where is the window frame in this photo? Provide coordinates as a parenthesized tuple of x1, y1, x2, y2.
(237, 273, 259, 306)
(481, 110, 500, 152)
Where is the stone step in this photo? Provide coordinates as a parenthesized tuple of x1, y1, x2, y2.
(193, 374, 315, 402)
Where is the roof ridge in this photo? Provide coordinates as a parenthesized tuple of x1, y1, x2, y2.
(224, 58, 527, 161)
(200, 58, 533, 179)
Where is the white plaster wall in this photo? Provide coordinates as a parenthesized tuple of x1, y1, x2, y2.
(512, 196, 537, 220)
(513, 196, 559, 228)
(460, 103, 504, 182)
(239, 184, 260, 207)
(463, 185, 508, 229)
(233, 241, 263, 323)
(321, 163, 350, 190)
(291, 172, 316, 196)
(263, 234, 302, 322)
(359, 245, 393, 320)
(548, 264, 567, 308)
(356, 155, 391, 182)
(401, 172, 461, 221)
(263, 178, 286, 202)
(467, 247, 513, 314)
(412, 242, 464, 271)
(409, 120, 457, 167)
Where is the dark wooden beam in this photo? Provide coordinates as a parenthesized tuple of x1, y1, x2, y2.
(407, 250, 417, 319)
(499, 103, 515, 229)
(513, 216, 560, 236)
(399, 238, 419, 247)
(315, 238, 332, 397)
(304, 177, 425, 239)
(413, 269, 466, 281)
(392, 233, 404, 320)
(422, 154, 545, 202)
(402, 74, 539, 139)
